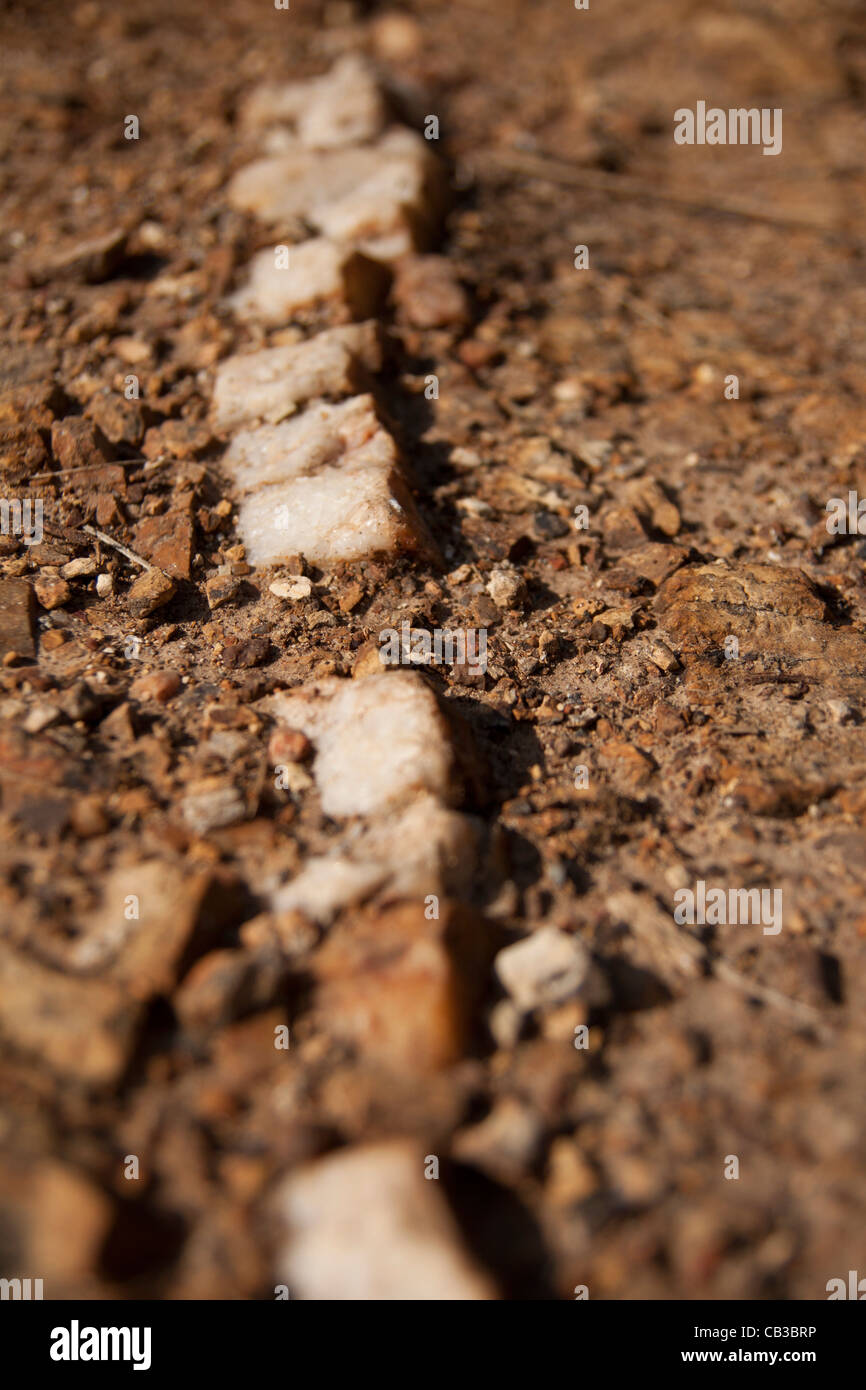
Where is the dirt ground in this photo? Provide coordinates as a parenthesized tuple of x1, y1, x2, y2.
(1, 0, 865, 1299)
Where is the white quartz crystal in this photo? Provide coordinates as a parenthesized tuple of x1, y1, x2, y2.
(227, 130, 445, 263)
(211, 323, 381, 431)
(271, 796, 480, 923)
(240, 56, 386, 149)
(229, 238, 390, 323)
(236, 463, 426, 567)
(222, 396, 396, 492)
(271, 1140, 496, 1300)
(267, 673, 457, 818)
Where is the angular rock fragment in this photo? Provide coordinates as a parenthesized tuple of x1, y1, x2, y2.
(311, 134, 447, 260)
(72, 861, 237, 1000)
(228, 145, 380, 221)
(0, 939, 140, 1085)
(222, 395, 397, 492)
(311, 900, 495, 1072)
(0, 578, 36, 660)
(494, 926, 609, 1013)
(211, 323, 381, 431)
(267, 672, 459, 818)
(271, 1140, 496, 1299)
(272, 795, 482, 923)
(240, 56, 386, 148)
(126, 567, 176, 618)
(273, 855, 387, 925)
(230, 238, 390, 323)
(655, 560, 866, 691)
(227, 131, 445, 260)
(236, 459, 430, 567)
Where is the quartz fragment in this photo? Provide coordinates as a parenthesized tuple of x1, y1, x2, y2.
(227, 130, 446, 260)
(271, 795, 482, 923)
(240, 56, 386, 148)
(229, 238, 390, 324)
(272, 1140, 496, 1300)
(211, 323, 381, 431)
(267, 672, 458, 818)
(235, 461, 429, 567)
(222, 396, 397, 492)
(494, 926, 609, 1013)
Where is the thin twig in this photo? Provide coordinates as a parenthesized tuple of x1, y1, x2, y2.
(27, 458, 153, 484)
(81, 524, 154, 571)
(483, 149, 857, 242)
(712, 958, 832, 1040)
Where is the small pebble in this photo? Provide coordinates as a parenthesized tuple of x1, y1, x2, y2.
(23, 704, 61, 733)
(60, 557, 97, 580)
(130, 670, 182, 703)
(268, 728, 312, 764)
(126, 568, 175, 618)
(486, 564, 525, 610)
(34, 576, 71, 611)
(205, 573, 242, 610)
(270, 577, 313, 601)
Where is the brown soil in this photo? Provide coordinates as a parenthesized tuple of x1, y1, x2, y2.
(1, 0, 865, 1300)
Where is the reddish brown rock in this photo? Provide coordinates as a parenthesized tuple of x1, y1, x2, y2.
(311, 900, 496, 1073)
(0, 939, 142, 1085)
(126, 567, 176, 618)
(392, 255, 470, 329)
(130, 669, 182, 703)
(50, 417, 113, 472)
(33, 575, 71, 611)
(0, 578, 36, 660)
(134, 509, 194, 580)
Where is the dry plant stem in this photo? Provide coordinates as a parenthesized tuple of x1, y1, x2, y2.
(81, 525, 155, 571)
(486, 149, 855, 240)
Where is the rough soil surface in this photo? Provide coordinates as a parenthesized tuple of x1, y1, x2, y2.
(1, 0, 865, 1300)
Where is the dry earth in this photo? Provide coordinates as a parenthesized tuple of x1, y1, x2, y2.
(1, 0, 865, 1300)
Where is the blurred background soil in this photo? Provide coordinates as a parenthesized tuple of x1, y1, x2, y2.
(1, 0, 865, 1299)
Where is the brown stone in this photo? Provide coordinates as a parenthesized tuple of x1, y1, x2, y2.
(0, 578, 36, 660)
(312, 900, 495, 1073)
(50, 416, 113, 471)
(87, 390, 147, 448)
(33, 575, 71, 611)
(134, 510, 193, 580)
(205, 573, 243, 610)
(221, 635, 270, 670)
(32, 226, 127, 285)
(0, 938, 141, 1084)
(392, 255, 470, 329)
(126, 568, 176, 618)
(130, 669, 182, 703)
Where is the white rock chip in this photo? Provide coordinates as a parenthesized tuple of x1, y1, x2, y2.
(236, 460, 427, 567)
(494, 926, 608, 1013)
(272, 1140, 496, 1300)
(271, 795, 481, 924)
(223, 394, 434, 567)
(229, 145, 381, 222)
(273, 855, 388, 925)
(229, 238, 390, 323)
(222, 395, 397, 492)
(241, 56, 386, 149)
(269, 576, 312, 601)
(267, 672, 457, 818)
(211, 323, 381, 431)
(227, 130, 445, 261)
